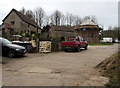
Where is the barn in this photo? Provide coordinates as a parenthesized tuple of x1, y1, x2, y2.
(75, 19, 103, 43)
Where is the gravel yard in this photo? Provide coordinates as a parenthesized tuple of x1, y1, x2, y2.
(1, 44, 118, 86)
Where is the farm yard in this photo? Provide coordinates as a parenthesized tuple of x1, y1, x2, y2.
(0, 1, 119, 87)
(2, 44, 118, 86)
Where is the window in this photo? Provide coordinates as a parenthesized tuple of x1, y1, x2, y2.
(28, 24, 30, 27)
(82, 28, 86, 31)
(80, 37, 84, 41)
(24, 30, 26, 33)
(91, 34, 94, 38)
(10, 21, 15, 25)
(28, 30, 29, 33)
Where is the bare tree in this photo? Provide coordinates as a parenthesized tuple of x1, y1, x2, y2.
(20, 7, 35, 20)
(73, 15, 82, 25)
(44, 16, 50, 25)
(66, 13, 69, 26)
(20, 7, 26, 15)
(83, 15, 98, 24)
(60, 15, 66, 26)
(34, 7, 45, 27)
(66, 13, 74, 26)
(91, 15, 97, 24)
(19, 7, 99, 28)
(83, 16, 91, 21)
(51, 10, 63, 26)
(26, 10, 35, 20)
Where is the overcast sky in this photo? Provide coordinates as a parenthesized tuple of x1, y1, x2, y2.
(0, 0, 119, 30)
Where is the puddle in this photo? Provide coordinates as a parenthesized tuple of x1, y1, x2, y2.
(18, 67, 54, 73)
(52, 71, 62, 74)
(5, 66, 62, 74)
(5, 69, 18, 72)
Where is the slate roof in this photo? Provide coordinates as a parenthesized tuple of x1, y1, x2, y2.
(81, 19, 96, 25)
(51, 25, 75, 32)
(76, 19, 103, 30)
(78, 25, 101, 29)
(3, 23, 13, 29)
(3, 9, 39, 28)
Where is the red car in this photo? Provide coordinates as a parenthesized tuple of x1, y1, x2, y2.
(61, 36, 88, 52)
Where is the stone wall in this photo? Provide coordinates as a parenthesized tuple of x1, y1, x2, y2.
(50, 26, 77, 39)
(3, 11, 40, 35)
(76, 29, 100, 43)
(48, 26, 99, 43)
(20, 21, 39, 35)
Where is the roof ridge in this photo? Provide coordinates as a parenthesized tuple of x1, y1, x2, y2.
(81, 19, 96, 26)
(3, 8, 39, 28)
(13, 9, 39, 28)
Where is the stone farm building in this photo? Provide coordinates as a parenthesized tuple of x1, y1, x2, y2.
(41, 25, 77, 40)
(0, 25, 2, 37)
(75, 19, 103, 43)
(41, 22, 102, 43)
(0, 23, 13, 39)
(2, 8, 41, 39)
(49, 25, 77, 39)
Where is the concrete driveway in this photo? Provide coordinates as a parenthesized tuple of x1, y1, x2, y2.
(2, 44, 118, 86)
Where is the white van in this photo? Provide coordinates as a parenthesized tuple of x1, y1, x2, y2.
(102, 38, 113, 43)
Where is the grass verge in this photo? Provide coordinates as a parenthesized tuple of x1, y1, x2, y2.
(89, 43, 114, 46)
(96, 52, 120, 87)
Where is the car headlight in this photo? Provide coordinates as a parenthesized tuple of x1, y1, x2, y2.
(16, 49, 21, 51)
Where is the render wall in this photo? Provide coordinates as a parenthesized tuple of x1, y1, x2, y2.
(3, 11, 40, 35)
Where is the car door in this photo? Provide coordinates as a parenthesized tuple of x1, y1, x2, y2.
(0, 39, 2, 56)
(80, 37, 86, 48)
(1, 39, 9, 55)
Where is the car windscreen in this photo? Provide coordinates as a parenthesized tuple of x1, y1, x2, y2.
(67, 39, 76, 41)
(67, 37, 78, 41)
(0, 38, 12, 44)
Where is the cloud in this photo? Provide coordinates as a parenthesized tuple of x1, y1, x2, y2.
(0, 0, 118, 29)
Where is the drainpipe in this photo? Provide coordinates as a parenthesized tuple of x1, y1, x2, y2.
(36, 27, 39, 53)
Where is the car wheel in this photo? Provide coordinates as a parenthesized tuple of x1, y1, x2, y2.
(65, 49, 68, 52)
(8, 50, 15, 58)
(76, 46, 80, 52)
(85, 44, 88, 50)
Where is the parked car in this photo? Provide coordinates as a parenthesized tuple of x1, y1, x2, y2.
(0, 37, 27, 58)
(12, 41, 33, 52)
(61, 36, 88, 52)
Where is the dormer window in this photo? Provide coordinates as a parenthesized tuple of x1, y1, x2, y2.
(10, 21, 15, 25)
